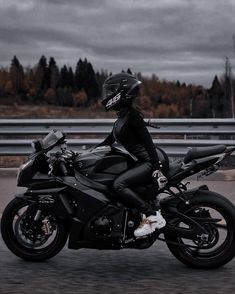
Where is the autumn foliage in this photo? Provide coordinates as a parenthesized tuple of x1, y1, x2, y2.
(0, 56, 233, 118)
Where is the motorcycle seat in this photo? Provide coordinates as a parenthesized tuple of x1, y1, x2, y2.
(184, 145, 226, 164)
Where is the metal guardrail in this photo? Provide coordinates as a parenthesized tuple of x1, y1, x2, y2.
(0, 118, 235, 135)
(0, 119, 235, 156)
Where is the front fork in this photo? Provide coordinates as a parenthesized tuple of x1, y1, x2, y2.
(23, 203, 39, 231)
(23, 203, 53, 236)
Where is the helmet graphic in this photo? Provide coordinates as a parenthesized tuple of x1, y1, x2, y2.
(101, 73, 141, 111)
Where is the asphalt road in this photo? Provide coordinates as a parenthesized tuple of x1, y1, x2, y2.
(0, 177, 235, 294)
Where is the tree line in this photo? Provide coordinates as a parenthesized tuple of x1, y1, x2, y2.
(0, 55, 234, 118)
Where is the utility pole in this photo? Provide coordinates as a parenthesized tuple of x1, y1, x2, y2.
(232, 34, 235, 118)
(229, 62, 234, 118)
(225, 57, 230, 117)
(225, 56, 234, 118)
(233, 33, 235, 55)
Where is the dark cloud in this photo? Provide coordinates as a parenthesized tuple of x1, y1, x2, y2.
(41, 0, 108, 8)
(0, 0, 234, 86)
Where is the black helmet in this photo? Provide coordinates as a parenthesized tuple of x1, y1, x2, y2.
(101, 73, 142, 111)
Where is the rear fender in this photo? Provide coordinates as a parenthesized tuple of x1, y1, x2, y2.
(161, 185, 210, 239)
(181, 184, 210, 202)
(160, 185, 209, 209)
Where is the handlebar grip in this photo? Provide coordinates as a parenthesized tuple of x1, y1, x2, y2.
(59, 161, 68, 176)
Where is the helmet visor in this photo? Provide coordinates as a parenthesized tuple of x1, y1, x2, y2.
(102, 83, 120, 101)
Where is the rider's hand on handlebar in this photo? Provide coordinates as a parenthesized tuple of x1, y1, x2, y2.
(152, 169, 168, 189)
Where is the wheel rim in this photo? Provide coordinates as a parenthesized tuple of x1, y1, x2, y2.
(176, 203, 233, 260)
(11, 202, 60, 254)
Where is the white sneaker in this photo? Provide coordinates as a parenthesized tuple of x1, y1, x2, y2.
(148, 211, 166, 230)
(134, 211, 166, 238)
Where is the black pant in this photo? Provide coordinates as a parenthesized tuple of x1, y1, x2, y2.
(113, 162, 155, 216)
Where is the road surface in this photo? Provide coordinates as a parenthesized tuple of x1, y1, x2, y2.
(0, 176, 235, 294)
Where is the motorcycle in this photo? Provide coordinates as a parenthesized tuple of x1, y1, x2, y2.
(1, 130, 235, 269)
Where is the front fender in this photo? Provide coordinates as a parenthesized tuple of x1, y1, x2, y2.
(15, 193, 37, 203)
(15, 190, 74, 219)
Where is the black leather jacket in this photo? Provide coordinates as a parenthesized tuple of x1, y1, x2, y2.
(97, 107, 160, 170)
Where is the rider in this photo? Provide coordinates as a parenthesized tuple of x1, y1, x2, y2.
(97, 73, 167, 237)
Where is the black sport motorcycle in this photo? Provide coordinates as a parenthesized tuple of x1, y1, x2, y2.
(1, 130, 235, 269)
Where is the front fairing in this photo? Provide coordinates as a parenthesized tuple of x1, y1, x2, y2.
(17, 131, 65, 187)
(17, 158, 36, 187)
(17, 153, 49, 187)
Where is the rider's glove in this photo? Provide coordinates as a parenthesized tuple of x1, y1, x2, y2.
(152, 170, 168, 189)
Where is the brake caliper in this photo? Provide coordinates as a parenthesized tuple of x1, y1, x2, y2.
(41, 217, 53, 236)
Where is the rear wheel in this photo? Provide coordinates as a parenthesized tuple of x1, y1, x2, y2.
(164, 191, 235, 269)
(1, 198, 68, 261)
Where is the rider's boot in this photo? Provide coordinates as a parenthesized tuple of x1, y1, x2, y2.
(134, 211, 166, 237)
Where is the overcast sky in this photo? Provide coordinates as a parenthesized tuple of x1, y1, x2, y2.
(0, 0, 235, 87)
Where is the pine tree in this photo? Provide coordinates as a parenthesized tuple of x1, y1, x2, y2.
(176, 80, 181, 87)
(10, 56, 24, 93)
(86, 61, 99, 103)
(75, 58, 99, 104)
(68, 67, 74, 88)
(127, 68, 133, 75)
(0, 68, 10, 97)
(208, 75, 224, 117)
(75, 59, 85, 90)
(35, 55, 49, 91)
(223, 57, 232, 117)
(60, 65, 68, 88)
(48, 57, 60, 89)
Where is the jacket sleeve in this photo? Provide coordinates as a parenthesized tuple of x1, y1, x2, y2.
(96, 128, 115, 147)
(129, 110, 160, 170)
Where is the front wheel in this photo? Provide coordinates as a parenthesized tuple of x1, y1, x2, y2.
(1, 198, 68, 261)
(164, 190, 235, 269)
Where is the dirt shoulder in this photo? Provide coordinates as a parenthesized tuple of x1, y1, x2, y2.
(0, 104, 115, 119)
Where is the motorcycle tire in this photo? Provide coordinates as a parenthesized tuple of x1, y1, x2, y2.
(164, 190, 235, 269)
(1, 198, 68, 262)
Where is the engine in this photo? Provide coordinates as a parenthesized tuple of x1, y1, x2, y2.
(90, 216, 113, 237)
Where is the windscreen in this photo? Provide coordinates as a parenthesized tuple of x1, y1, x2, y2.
(41, 130, 65, 150)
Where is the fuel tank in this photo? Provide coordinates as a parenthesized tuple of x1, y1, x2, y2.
(74, 146, 135, 186)
(74, 146, 169, 187)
